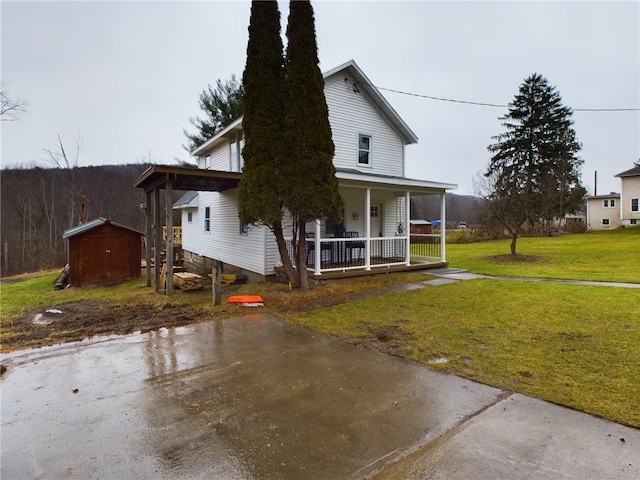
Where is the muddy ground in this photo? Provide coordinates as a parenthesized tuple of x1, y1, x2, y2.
(2, 301, 218, 353)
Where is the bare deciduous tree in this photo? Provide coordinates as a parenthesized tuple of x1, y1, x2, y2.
(0, 82, 28, 121)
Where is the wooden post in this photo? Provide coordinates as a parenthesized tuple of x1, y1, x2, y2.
(165, 175, 174, 296)
(153, 188, 161, 292)
(145, 190, 152, 287)
(212, 260, 222, 305)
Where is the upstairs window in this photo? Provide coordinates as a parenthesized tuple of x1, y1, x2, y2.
(358, 134, 371, 165)
(204, 207, 211, 233)
(603, 199, 616, 208)
(205, 155, 211, 169)
(632, 198, 639, 212)
(187, 212, 193, 223)
(230, 130, 244, 172)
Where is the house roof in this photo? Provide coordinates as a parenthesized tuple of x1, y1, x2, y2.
(191, 117, 243, 157)
(615, 164, 640, 177)
(133, 165, 241, 192)
(585, 193, 621, 200)
(174, 190, 199, 209)
(63, 217, 143, 239)
(191, 60, 419, 157)
(336, 168, 457, 193)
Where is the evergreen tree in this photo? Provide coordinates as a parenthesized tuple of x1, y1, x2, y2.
(485, 73, 585, 255)
(283, 0, 343, 289)
(238, 1, 299, 285)
(183, 76, 244, 152)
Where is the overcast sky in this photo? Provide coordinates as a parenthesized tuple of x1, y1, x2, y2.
(2, 1, 638, 195)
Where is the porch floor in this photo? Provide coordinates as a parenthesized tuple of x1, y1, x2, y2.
(276, 258, 448, 281)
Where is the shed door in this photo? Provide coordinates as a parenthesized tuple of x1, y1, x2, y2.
(81, 235, 110, 282)
(80, 233, 132, 282)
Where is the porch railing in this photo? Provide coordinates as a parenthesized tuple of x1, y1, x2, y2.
(282, 234, 441, 273)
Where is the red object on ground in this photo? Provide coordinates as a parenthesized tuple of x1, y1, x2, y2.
(227, 295, 264, 306)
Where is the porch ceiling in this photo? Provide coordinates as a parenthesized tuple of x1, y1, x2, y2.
(133, 165, 241, 192)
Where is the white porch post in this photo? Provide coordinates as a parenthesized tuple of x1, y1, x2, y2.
(365, 187, 371, 270)
(405, 190, 411, 266)
(314, 219, 321, 276)
(440, 192, 447, 262)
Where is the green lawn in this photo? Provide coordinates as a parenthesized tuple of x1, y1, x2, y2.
(3, 229, 639, 427)
(446, 227, 640, 283)
(288, 228, 640, 427)
(288, 278, 640, 427)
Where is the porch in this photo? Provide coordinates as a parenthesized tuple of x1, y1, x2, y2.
(283, 233, 446, 279)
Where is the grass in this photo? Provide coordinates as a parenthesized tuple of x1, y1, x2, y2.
(287, 279, 640, 427)
(2, 228, 639, 426)
(446, 227, 640, 283)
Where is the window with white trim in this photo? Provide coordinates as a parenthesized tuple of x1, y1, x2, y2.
(204, 207, 211, 233)
(205, 155, 211, 169)
(601, 218, 610, 226)
(632, 198, 639, 212)
(631, 219, 638, 225)
(358, 134, 371, 165)
(603, 199, 616, 208)
(187, 212, 193, 223)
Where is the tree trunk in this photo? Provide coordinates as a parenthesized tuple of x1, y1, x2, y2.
(510, 233, 518, 255)
(272, 221, 299, 287)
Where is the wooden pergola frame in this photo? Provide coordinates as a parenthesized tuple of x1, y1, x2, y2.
(133, 165, 241, 296)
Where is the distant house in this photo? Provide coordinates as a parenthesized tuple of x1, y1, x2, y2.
(585, 193, 622, 231)
(586, 162, 640, 231)
(63, 218, 143, 286)
(615, 163, 640, 227)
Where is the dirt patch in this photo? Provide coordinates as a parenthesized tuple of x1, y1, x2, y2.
(1, 300, 217, 353)
(350, 322, 414, 358)
(486, 254, 541, 263)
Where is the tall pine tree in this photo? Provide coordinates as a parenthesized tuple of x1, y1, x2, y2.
(238, 0, 299, 285)
(486, 73, 585, 255)
(183, 76, 244, 152)
(283, 0, 343, 289)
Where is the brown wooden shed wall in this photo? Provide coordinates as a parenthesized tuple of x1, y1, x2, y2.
(68, 223, 142, 286)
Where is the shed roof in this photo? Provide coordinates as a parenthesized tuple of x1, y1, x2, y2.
(63, 217, 143, 239)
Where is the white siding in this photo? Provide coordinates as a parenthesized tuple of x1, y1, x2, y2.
(182, 190, 272, 276)
(621, 176, 640, 223)
(586, 197, 622, 231)
(324, 75, 405, 177)
(211, 142, 229, 171)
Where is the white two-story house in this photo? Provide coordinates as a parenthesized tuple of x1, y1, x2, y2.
(136, 60, 457, 284)
(586, 162, 640, 231)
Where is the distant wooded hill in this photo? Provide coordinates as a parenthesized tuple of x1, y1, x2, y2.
(0, 164, 183, 276)
(0, 164, 483, 276)
(411, 193, 486, 226)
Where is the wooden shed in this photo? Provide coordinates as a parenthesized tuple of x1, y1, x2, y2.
(63, 217, 143, 286)
(410, 220, 433, 234)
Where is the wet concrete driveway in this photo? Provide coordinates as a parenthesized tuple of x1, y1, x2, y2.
(2, 313, 638, 479)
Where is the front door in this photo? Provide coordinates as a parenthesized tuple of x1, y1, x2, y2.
(370, 204, 382, 257)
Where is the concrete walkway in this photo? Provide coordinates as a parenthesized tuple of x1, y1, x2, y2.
(1, 311, 638, 479)
(425, 267, 640, 288)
